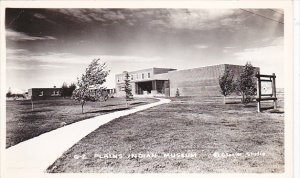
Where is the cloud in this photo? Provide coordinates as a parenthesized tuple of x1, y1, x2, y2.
(33, 13, 46, 19)
(6, 48, 91, 65)
(49, 9, 244, 31)
(224, 46, 236, 49)
(53, 9, 126, 24)
(233, 36, 284, 88)
(250, 36, 283, 49)
(6, 29, 56, 41)
(6, 48, 161, 70)
(159, 9, 244, 31)
(233, 37, 283, 64)
(194, 45, 208, 49)
(6, 65, 27, 70)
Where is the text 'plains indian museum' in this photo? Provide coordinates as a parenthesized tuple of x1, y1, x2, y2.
(115, 64, 260, 97)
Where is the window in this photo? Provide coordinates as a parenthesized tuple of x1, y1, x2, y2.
(136, 74, 139, 80)
(148, 73, 150, 78)
(39, 91, 43, 96)
(52, 90, 60, 96)
(142, 73, 144, 79)
(117, 77, 120, 82)
(131, 75, 133, 80)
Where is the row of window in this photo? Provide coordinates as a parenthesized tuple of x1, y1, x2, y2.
(117, 72, 151, 82)
(38, 90, 60, 96)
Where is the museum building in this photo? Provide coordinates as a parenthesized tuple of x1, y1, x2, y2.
(115, 64, 260, 97)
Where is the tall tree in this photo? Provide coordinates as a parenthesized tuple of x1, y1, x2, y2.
(124, 72, 133, 106)
(72, 59, 110, 113)
(219, 68, 235, 104)
(236, 62, 257, 105)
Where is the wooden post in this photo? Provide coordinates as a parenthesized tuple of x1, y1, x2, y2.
(256, 71, 261, 112)
(272, 73, 277, 109)
(31, 96, 34, 111)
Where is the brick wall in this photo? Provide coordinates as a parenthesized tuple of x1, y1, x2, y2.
(168, 64, 225, 97)
(168, 64, 260, 97)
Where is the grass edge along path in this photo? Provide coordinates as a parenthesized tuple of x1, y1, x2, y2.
(5, 98, 170, 177)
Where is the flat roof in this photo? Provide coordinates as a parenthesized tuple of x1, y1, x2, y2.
(115, 67, 177, 75)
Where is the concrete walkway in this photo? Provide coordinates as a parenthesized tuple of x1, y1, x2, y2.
(5, 98, 170, 177)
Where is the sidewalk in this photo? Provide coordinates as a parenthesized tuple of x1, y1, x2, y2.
(5, 98, 170, 177)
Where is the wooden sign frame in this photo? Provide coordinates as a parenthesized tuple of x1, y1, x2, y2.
(256, 71, 277, 112)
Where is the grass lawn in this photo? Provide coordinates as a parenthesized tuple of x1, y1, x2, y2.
(6, 97, 158, 148)
(47, 96, 284, 173)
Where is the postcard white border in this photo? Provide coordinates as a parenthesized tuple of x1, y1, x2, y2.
(0, 1, 294, 178)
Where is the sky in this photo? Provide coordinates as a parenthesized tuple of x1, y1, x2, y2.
(5, 8, 284, 93)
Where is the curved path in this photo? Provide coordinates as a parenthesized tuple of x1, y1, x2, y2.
(5, 98, 171, 177)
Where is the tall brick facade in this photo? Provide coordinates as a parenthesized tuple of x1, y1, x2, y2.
(168, 64, 260, 97)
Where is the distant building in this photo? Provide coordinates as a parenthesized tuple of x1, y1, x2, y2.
(28, 86, 61, 99)
(115, 64, 260, 97)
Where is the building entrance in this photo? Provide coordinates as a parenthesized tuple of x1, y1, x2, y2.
(136, 81, 152, 95)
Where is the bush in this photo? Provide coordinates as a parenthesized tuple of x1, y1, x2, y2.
(175, 88, 180, 97)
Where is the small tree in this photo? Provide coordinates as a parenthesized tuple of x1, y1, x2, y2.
(72, 59, 110, 113)
(68, 83, 77, 96)
(219, 68, 235, 104)
(236, 62, 257, 105)
(124, 72, 133, 106)
(175, 88, 180, 97)
(6, 90, 12, 97)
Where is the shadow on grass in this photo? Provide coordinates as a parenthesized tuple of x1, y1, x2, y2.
(130, 102, 146, 105)
(225, 101, 240, 104)
(86, 107, 129, 114)
(22, 109, 54, 114)
(269, 109, 284, 114)
(20, 114, 45, 122)
(103, 104, 118, 107)
(243, 105, 256, 108)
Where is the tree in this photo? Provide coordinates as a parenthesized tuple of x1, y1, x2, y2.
(124, 72, 133, 106)
(236, 62, 257, 105)
(61, 82, 77, 97)
(61, 82, 69, 97)
(219, 68, 235, 104)
(72, 59, 110, 113)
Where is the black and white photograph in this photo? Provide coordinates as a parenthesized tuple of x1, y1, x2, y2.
(0, 1, 296, 178)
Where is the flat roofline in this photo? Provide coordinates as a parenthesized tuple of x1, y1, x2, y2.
(167, 64, 260, 73)
(117, 79, 168, 83)
(115, 67, 177, 75)
(115, 64, 260, 76)
(29, 88, 62, 90)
